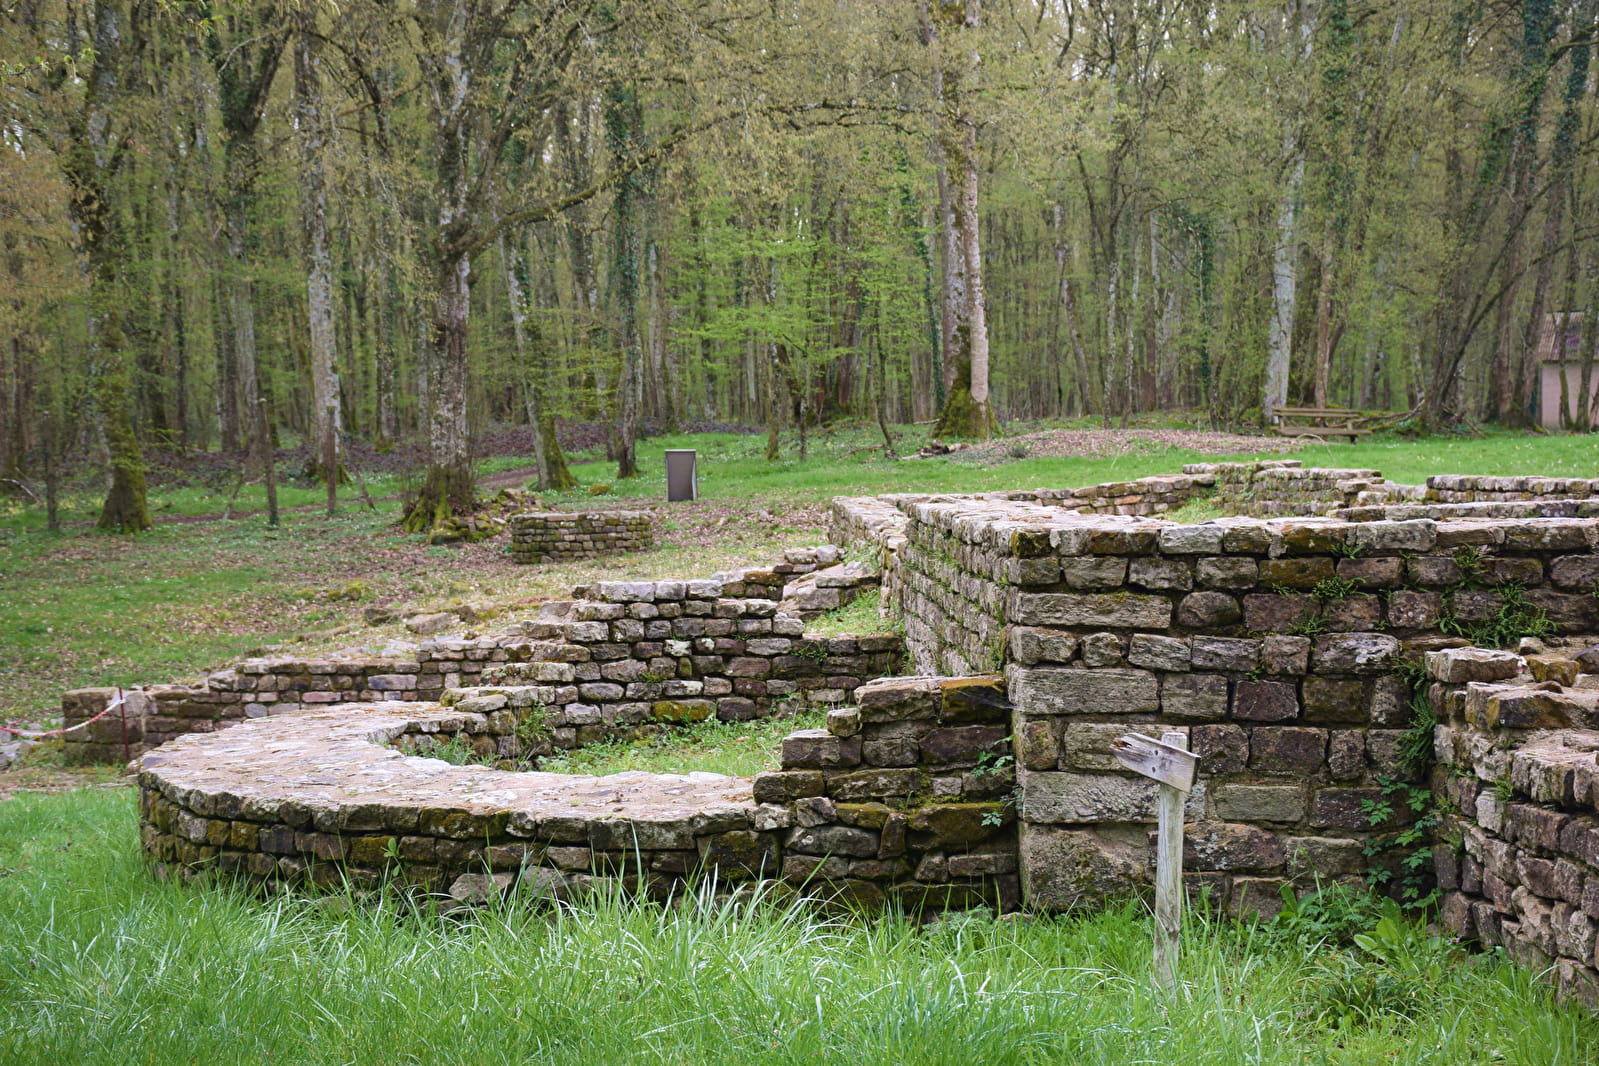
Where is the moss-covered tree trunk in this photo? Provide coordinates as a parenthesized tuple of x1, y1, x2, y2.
(403, 255, 475, 531)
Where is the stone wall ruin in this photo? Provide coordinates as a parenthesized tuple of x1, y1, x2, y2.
(118, 459, 1599, 1003)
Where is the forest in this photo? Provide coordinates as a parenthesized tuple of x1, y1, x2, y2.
(3, 0, 1598, 535)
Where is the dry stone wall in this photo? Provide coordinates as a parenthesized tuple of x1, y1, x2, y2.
(754, 675, 1018, 911)
(1428, 645, 1599, 1006)
(64, 547, 903, 764)
(137, 704, 778, 903)
(509, 510, 654, 564)
(860, 489, 1599, 917)
(137, 680, 1017, 914)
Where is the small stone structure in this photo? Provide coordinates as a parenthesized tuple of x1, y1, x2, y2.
(509, 510, 654, 564)
(1428, 644, 1599, 1003)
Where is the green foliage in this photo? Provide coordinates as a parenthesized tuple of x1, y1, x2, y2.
(3, 789, 1597, 1064)
(538, 711, 824, 778)
(1440, 582, 1555, 649)
(1310, 576, 1362, 602)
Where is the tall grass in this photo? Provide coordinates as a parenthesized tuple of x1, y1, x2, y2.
(1, 787, 1594, 1065)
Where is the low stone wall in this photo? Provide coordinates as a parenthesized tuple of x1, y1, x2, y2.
(137, 677, 1017, 914)
(755, 675, 1018, 911)
(137, 704, 776, 902)
(1429, 645, 1599, 1005)
(63, 653, 456, 764)
(65, 548, 904, 764)
(509, 510, 654, 564)
(444, 576, 902, 750)
(1426, 474, 1599, 505)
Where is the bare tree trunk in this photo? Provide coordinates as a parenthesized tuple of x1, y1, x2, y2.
(294, 18, 341, 491)
(1264, 158, 1301, 421)
(930, 0, 994, 440)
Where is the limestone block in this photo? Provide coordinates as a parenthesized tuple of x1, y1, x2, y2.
(1176, 591, 1242, 629)
(1234, 680, 1298, 722)
(1213, 784, 1307, 823)
(1249, 728, 1327, 773)
(1260, 636, 1311, 676)
(1160, 674, 1229, 721)
(1183, 821, 1287, 870)
(1009, 592, 1172, 630)
(1019, 824, 1151, 912)
(1008, 666, 1160, 716)
(1127, 634, 1191, 672)
(1190, 636, 1260, 672)
(1312, 633, 1400, 675)
(1023, 771, 1205, 824)
(781, 729, 864, 769)
(1009, 627, 1079, 665)
(1426, 646, 1522, 683)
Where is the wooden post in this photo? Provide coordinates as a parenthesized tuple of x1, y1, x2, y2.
(1111, 729, 1196, 994)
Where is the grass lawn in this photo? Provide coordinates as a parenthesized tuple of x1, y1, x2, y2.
(0, 786, 1594, 1065)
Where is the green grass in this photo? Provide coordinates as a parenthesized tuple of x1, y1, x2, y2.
(539, 711, 824, 777)
(806, 589, 892, 637)
(1, 786, 1594, 1065)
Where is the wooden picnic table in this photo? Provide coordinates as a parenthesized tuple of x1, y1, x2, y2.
(1271, 406, 1372, 442)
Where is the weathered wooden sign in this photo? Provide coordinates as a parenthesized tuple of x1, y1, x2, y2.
(1110, 732, 1197, 792)
(1112, 729, 1194, 994)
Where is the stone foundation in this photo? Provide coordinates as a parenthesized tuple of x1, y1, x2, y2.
(1429, 645, 1599, 1005)
(509, 510, 654, 564)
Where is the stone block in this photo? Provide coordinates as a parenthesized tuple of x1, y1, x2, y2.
(781, 729, 863, 769)
(1128, 557, 1193, 591)
(1019, 824, 1151, 912)
(752, 771, 825, 803)
(1259, 557, 1336, 589)
(1192, 724, 1248, 773)
(1023, 772, 1204, 824)
(1310, 788, 1387, 830)
(1322, 595, 1382, 631)
(1425, 646, 1521, 683)
(1285, 836, 1366, 877)
(1213, 784, 1307, 823)
(1176, 591, 1242, 629)
(1127, 634, 1190, 672)
(1008, 666, 1160, 716)
(1335, 556, 1403, 589)
(1080, 632, 1127, 667)
(1159, 526, 1226, 554)
(1010, 592, 1172, 630)
(920, 726, 1008, 767)
(1301, 677, 1365, 723)
(825, 768, 930, 803)
(1058, 557, 1129, 590)
(1234, 680, 1299, 722)
(1249, 728, 1327, 773)
(1328, 731, 1365, 779)
(1243, 593, 1318, 634)
(856, 677, 942, 722)
(1009, 627, 1079, 665)
(786, 824, 879, 858)
(1195, 556, 1259, 590)
(1190, 636, 1260, 672)
(1160, 674, 1229, 721)
(1260, 636, 1311, 676)
(1312, 633, 1400, 675)
(906, 803, 1009, 848)
(1183, 822, 1287, 871)
(1018, 720, 1060, 771)
(1060, 721, 1152, 771)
